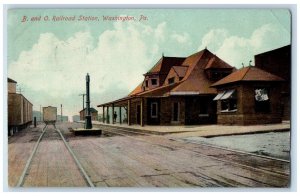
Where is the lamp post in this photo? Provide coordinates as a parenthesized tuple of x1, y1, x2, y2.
(84, 73, 92, 129)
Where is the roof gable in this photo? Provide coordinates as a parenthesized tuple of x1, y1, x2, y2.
(171, 48, 234, 94)
(172, 66, 188, 78)
(204, 56, 233, 69)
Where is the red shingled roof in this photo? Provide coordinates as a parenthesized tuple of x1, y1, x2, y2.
(170, 48, 234, 94)
(137, 83, 181, 97)
(146, 56, 185, 75)
(128, 82, 143, 96)
(211, 66, 284, 87)
(204, 56, 233, 69)
(172, 66, 188, 78)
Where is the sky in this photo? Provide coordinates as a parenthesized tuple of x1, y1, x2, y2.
(7, 8, 291, 119)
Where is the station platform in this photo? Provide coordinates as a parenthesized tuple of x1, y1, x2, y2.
(79, 120, 291, 138)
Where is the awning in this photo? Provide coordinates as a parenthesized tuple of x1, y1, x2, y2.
(220, 89, 236, 100)
(213, 91, 225, 101)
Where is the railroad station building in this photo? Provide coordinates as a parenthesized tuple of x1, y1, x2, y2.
(97, 46, 290, 126)
(97, 48, 235, 126)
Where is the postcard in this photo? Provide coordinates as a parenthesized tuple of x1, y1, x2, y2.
(6, 8, 291, 189)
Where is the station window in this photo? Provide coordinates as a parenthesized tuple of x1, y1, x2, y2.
(254, 88, 270, 113)
(168, 77, 175, 85)
(211, 72, 220, 80)
(151, 102, 158, 118)
(221, 99, 237, 112)
(214, 89, 237, 112)
(145, 80, 148, 87)
(151, 79, 158, 86)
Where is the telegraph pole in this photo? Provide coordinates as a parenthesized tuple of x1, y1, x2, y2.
(79, 94, 86, 111)
(61, 104, 63, 122)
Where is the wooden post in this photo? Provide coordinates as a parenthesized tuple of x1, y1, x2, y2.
(140, 98, 144, 127)
(119, 107, 122, 124)
(106, 106, 109, 124)
(102, 106, 105, 123)
(112, 104, 115, 124)
(127, 100, 131, 126)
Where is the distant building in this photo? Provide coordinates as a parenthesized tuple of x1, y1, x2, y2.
(8, 78, 17, 93)
(72, 115, 80, 122)
(211, 67, 284, 125)
(255, 45, 291, 120)
(79, 108, 98, 121)
(57, 115, 69, 122)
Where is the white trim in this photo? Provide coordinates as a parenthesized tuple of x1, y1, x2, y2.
(170, 91, 199, 95)
(150, 102, 158, 118)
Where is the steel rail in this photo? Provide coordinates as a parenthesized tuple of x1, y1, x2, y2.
(55, 128, 95, 187)
(16, 124, 95, 187)
(16, 124, 48, 187)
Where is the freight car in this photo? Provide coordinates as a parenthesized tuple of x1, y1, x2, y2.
(8, 94, 33, 136)
(43, 106, 57, 125)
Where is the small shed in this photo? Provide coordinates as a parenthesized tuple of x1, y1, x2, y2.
(211, 66, 284, 125)
(79, 107, 98, 121)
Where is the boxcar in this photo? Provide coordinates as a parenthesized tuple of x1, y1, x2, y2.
(43, 106, 57, 124)
(8, 93, 33, 136)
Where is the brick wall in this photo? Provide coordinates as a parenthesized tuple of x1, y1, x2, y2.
(129, 98, 143, 125)
(160, 97, 185, 125)
(217, 82, 282, 125)
(185, 96, 217, 125)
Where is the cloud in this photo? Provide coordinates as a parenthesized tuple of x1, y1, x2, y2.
(8, 21, 169, 116)
(171, 32, 191, 44)
(198, 29, 228, 51)
(198, 24, 290, 68)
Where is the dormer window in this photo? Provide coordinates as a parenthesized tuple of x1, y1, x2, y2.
(151, 79, 157, 85)
(145, 80, 148, 87)
(168, 77, 175, 84)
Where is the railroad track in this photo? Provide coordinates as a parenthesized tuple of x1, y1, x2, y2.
(98, 125, 290, 180)
(16, 124, 94, 187)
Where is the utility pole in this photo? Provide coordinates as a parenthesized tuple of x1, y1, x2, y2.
(61, 104, 63, 122)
